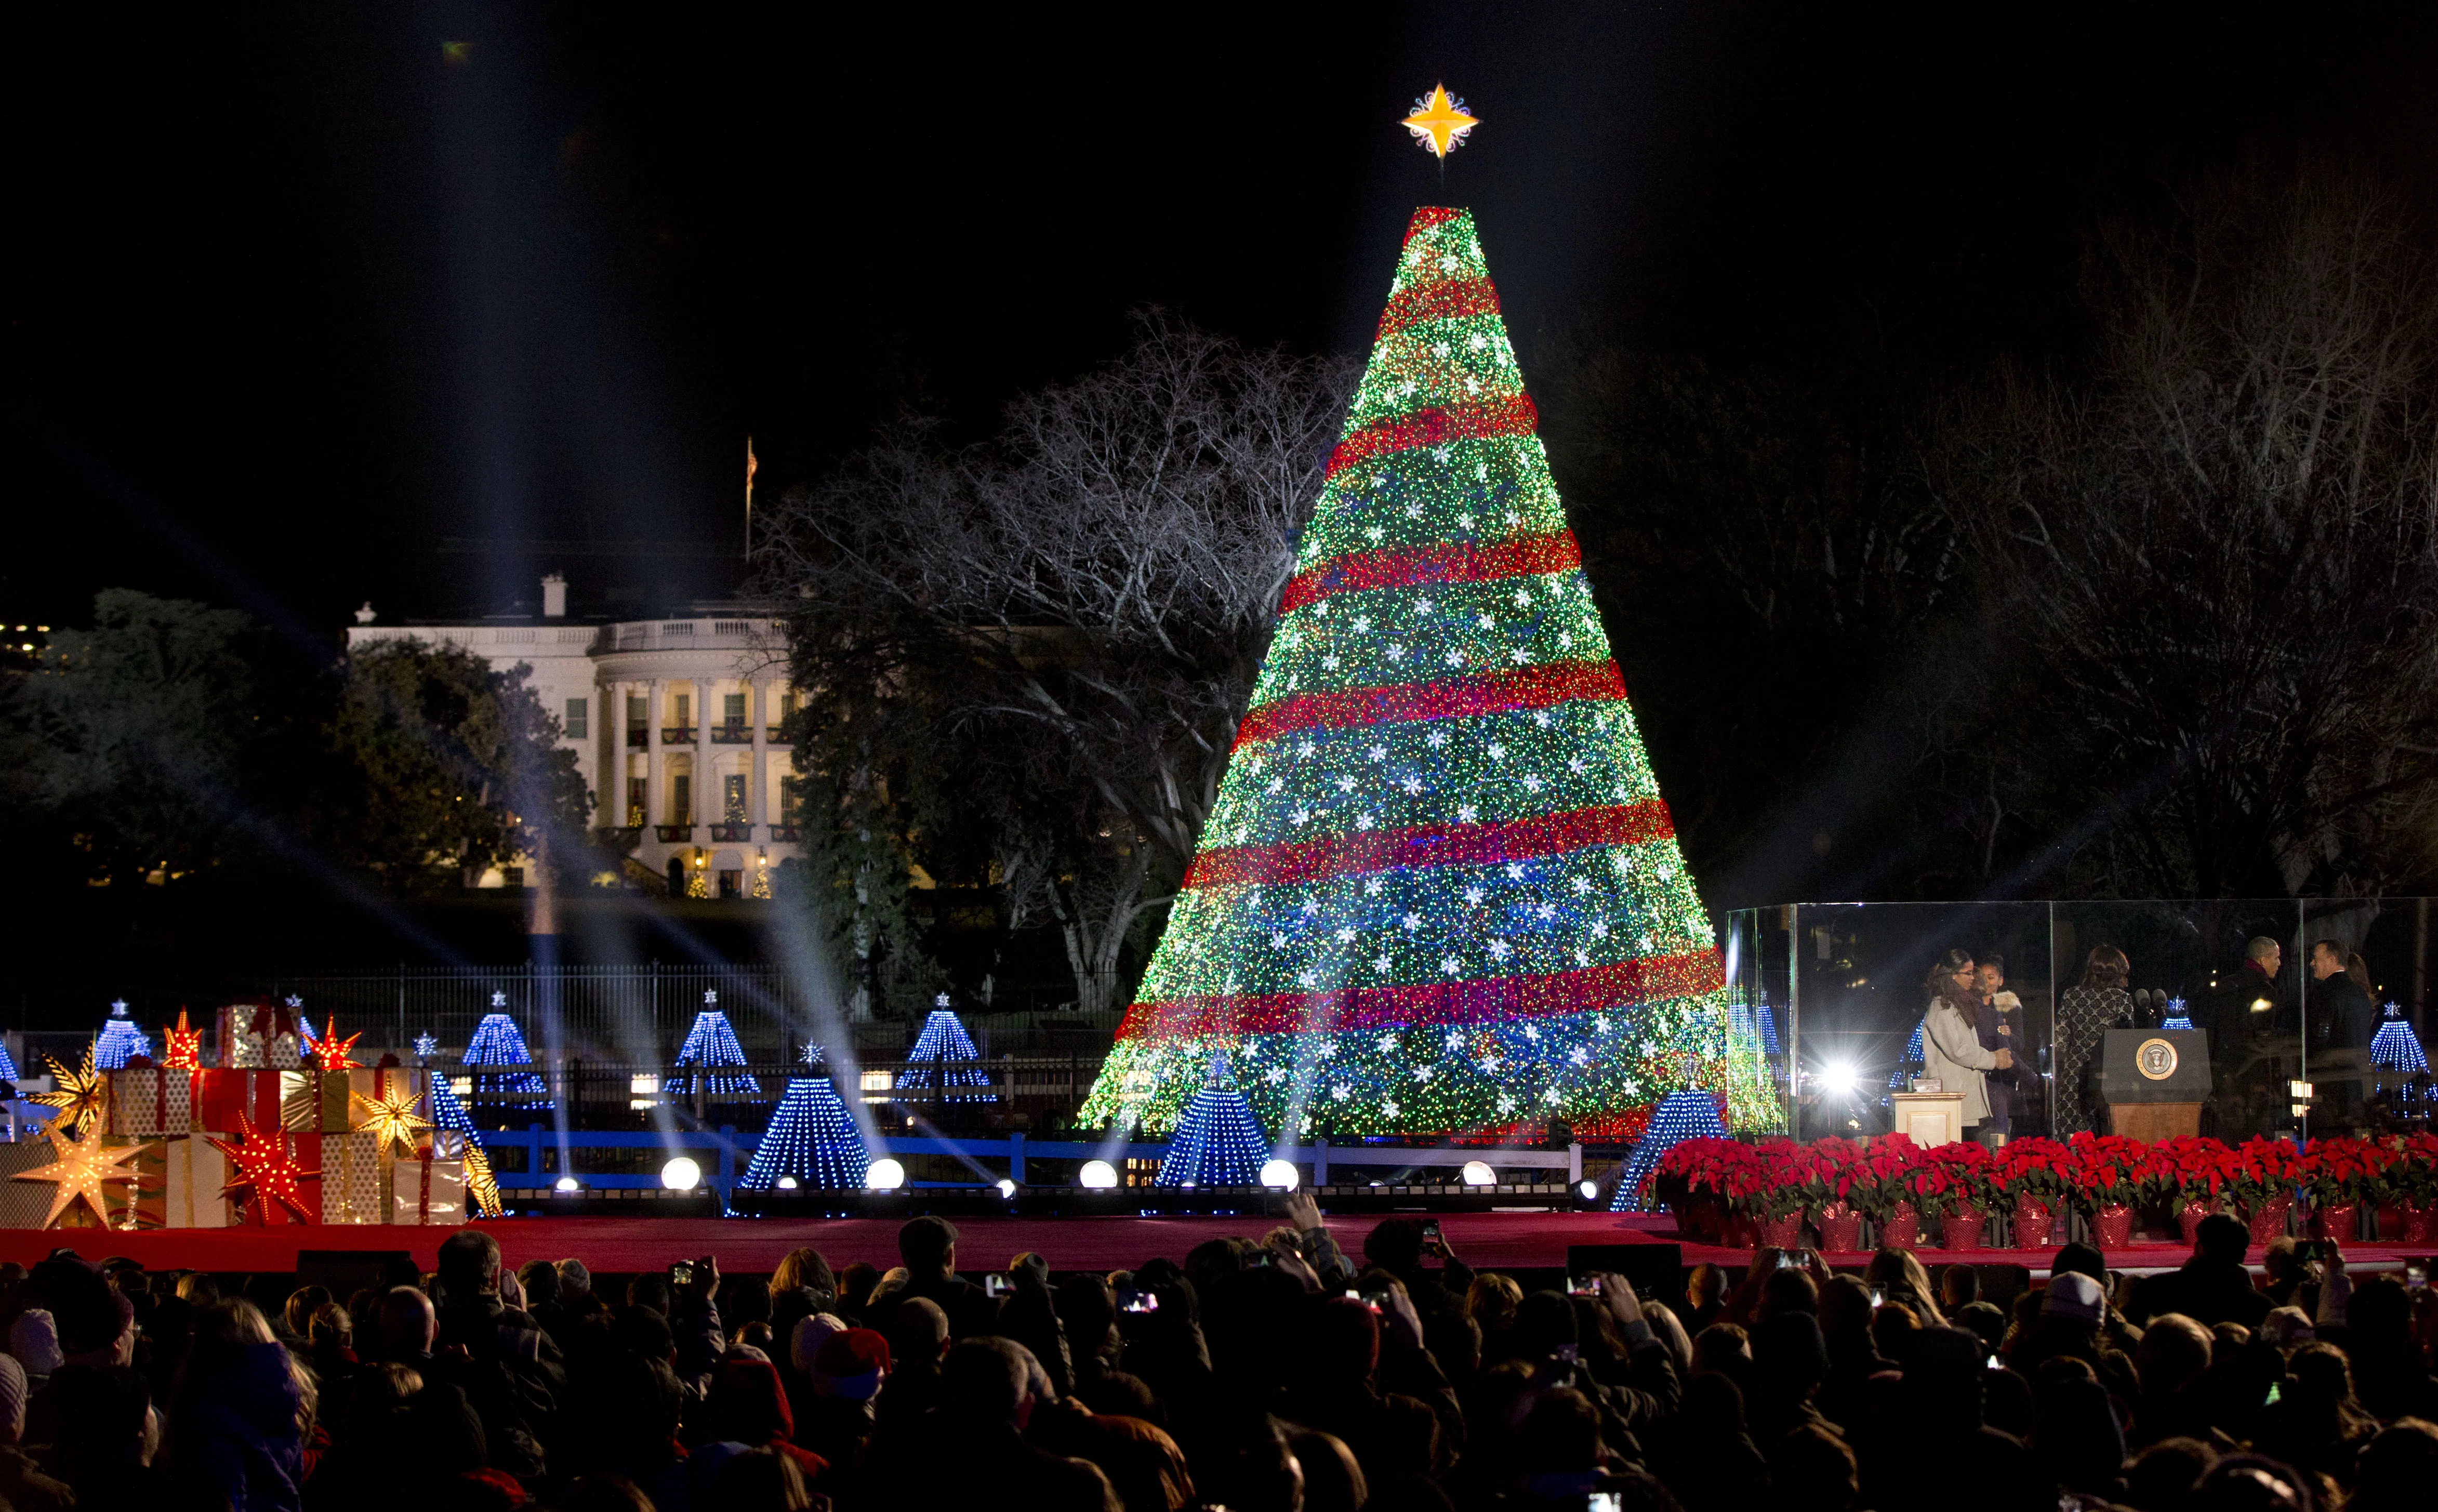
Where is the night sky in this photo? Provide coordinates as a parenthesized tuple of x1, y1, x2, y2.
(12, 5, 2438, 633)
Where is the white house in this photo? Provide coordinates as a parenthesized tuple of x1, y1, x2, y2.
(346, 574, 804, 898)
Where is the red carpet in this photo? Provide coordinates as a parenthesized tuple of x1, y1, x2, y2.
(5, 1213, 2422, 1276)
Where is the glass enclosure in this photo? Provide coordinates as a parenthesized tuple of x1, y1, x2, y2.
(1718, 899, 2438, 1145)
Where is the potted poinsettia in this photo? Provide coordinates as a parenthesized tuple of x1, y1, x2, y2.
(1990, 1136, 2074, 1248)
(1799, 1136, 1870, 1253)
(2149, 1136, 2237, 1245)
(2385, 1133, 2438, 1243)
(1853, 1133, 1926, 1246)
(2300, 1136, 2384, 1243)
(2227, 1136, 2302, 1245)
(2066, 1132, 2152, 1248)
(1917, 1141, 1998, 1250)
(1654, 1137, 1734, 1239)
(1742, 1138, 1819, 1249)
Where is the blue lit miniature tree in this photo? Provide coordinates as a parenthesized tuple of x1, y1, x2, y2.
(1156, 1055, 1268, 1187)
(0, 1038, 19, 1082)
(95, 1001, 151, 1070)
(1887, 1020, 1927, 1091)
(668, 991, 760, 1097)
(740, 1044, 869, 1190)
(464, 994, 549, 1096)
(1609, 1088, 1730, 1211)
(898, 996, 994, 1103)
(2373, 1002, 2429, 1081)
(2160, 997, 2194, 1031)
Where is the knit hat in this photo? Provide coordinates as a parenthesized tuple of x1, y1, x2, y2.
(0, 1354, 25, 1442)
(556, 1258, 591, 1293)
(2260, 1305, 2316, 1350)
(7, 1311, 61, 1375)
(790, 1311, 848, 1375)
(2042, 1271, 2105, 1324)
(813, 1328, 890, 1401)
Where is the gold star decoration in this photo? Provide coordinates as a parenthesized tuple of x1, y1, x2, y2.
(312, 1018, 364, 1072)
(161, 1010, 203, 1070)
(462, 1142, 502, 1218)
(349, 1084, 433, 1157)
(207, 1115, 320, 1226)
(1401, 84, 1479, 160)
(27, 1045, 106, 1136)
(9, 1123, 146, 1229)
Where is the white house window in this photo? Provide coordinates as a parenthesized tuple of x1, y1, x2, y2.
(564, 698, 587, 739)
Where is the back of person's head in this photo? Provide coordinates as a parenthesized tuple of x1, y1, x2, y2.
(1290, 1430, 1368, 1512)
(898, 1215, 958, 1274)
(612, 1305, 675, 1363)
(1758, 1268, 1819, 1320)
(283, 1284, 332, 1338)
(1184, 1237, 1250, 1297)
(2052, 1242, 2108, 1288)
(1753, 1311, 1830, 1396)
(2138, 1315, 2213, 1396)
(9, 1309, 62, 1375)
(1511, 1291, 1579, 1359)
(1774, 1422, 1858, 1512)
(1899, 1327, 1988, 1426)
(1057, 1274, 1116, 1346)
(1519, 1387, 1605, 1473)
(1308, 1295, 1382, 1383)
(2347, 1275, 2413, 1343)
(770, 1246, 834, 1302)
(1957, 1301, 2008, 1356)
(1467, 1271, 1523, 1336)
(2351, 1418, 2438, 1512)
(176, 1272, 221, 1307)
(2124, 1437, 2219, 1512)
(556, 1258, 592, 1296)
(938, 1336, 1031, 1427)
(2261, 1237, 2300, 1282)
(2190, 1454, 2314, 1512)
(309, 1302, 352, 1349)
(1198, 1414, 1302, 1512)
(1871, 1302, 1919, 1360)
(2034, 1374, 2127, 1495)
(2246, 936, 2280, 965)
(436, 1229, 502, 1298)
(710, 1445, 812, 1511)
(1362, 1218, 1426, 1272)
(516, 1259, 561, 1308)
(558, 1475, 656, 1512)
(885, 1296, 949, 1369)
(2285, 1341, 2356, 1408)
(708, 1356, 793, 1444)
(1818, 1275, 1873, 1339)
(840, 1261, 879, 1308)
(36, 1255, 130, 1359)
(626, 1274, 671, 1315)
(377, 1285, 436, 1357)
(2193, 1214, 2248, 1266)
(42, 1363, 150, 1474)
(2083, 945, 2130, 990)
(1940, 1265, 1981, 1308)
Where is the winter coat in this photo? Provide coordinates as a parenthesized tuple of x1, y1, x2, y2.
(1921, 997, 2000, 1125)
(187, 1341, 307, 1512)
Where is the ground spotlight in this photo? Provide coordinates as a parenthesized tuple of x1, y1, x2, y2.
(1259, 1158, 1299, 1190)
(660, 1157, 701, 1192)
(776, 1176, 799, 1190)
(1818, 1060, 1860, 1098)
(554, 1176, 580, 1195)
(1078, 1160, 1119, 1190)
(996, 1178, 1018, 1199)
(1578, 1179, 1599, 1201)
(865, 1158, 906, 1191)
(1460, 1160, 1496, 1186)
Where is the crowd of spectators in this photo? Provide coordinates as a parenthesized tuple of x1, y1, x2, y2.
(0, 1200, 2434, 1511)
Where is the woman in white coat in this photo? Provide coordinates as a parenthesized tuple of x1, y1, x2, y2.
(1919, 948, 2013, 1145)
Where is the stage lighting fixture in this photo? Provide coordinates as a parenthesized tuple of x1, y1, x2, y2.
(865, 1158, 906, 1191)
(1819, 1061, 1860, 1097)
(1460, 1160, 1496, 1186)
(776, 1176, 799, 1190)
(553, 1176, 579, 1194)
(1078, 1160, 1119, 1190)
(996, 1178, 1018, 1199)
(660, 1157, 702, 1192)
(1578, 1179, 1599, 1201)
(1258, 1158, 1299, 1190)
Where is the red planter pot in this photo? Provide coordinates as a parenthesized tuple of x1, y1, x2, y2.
(2178, 1200, 2221, 1246)
(1817, 1202, 1864, 1254)
(2246, 1197, 2294, 1246)
(2012, 1196, 2056, 1250)
(1879, 1202, 1921, 1249)
(2311, 1202, 2360, 1243)
(2409, 1203, 2438, 1246)
(2092, 1204, 2135, 1250)
(1723, 1213, 1756, 1249)
(1939, 1212, 1988, 1251)
(1671, 1196, 1715, 1242)
(1756, 1211, 1806, 1250)
(2376, 1204, 2408, 1242)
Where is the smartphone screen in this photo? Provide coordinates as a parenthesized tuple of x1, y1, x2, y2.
(984, 1274, 1010, 1298)
(1117, 1289, 1158, 1314)
(1568, 1275, 1602, 1297)
(2407, 1263, 2428, 1289)
(1420, 1218, 1444, 1246)
(668, 1262, 693, 1289)
(1589, 1494, 1623, 1512)
(1868, 1287, 1886, 1308)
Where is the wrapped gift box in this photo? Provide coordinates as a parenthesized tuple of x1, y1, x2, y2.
(321, 1132, 382, 1225)
(110, 1067, 193, 1138)
(164, 1136, 230, 1229)
(280, 1070, 349, 1133)
(216, 1002, 303, 1070)
(125, 1139, 169, 1230)
(192, 1069, 284, 1136)
(389, 1153, 465, 1226)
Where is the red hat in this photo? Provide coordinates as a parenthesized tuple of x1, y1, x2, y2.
(813, 1328, 890, 1401)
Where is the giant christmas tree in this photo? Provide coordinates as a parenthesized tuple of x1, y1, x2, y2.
(1079, 207, 1776, 1140)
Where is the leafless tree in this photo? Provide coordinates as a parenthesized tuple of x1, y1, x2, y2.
(754, 315, 1353, 1015)
(1945, 167, 2438, 896)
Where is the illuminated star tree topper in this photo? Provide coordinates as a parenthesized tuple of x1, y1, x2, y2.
(9, 1123, 147, 1228)
(1401, 84, 1479, 161)
(208, 1115, 321, 1226)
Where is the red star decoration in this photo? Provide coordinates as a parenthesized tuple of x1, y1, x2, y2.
(161, 1010, 203, 1071)
(206, 1115, 320, 1226)
(311, 1018, 363, 1072)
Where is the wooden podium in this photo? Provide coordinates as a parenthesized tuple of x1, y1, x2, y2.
(1891, 1090, 1967, 1147)
(2098, 1029, 2211, 1141)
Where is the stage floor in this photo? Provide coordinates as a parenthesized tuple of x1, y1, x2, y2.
(7, 1212, 2429, 1277)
